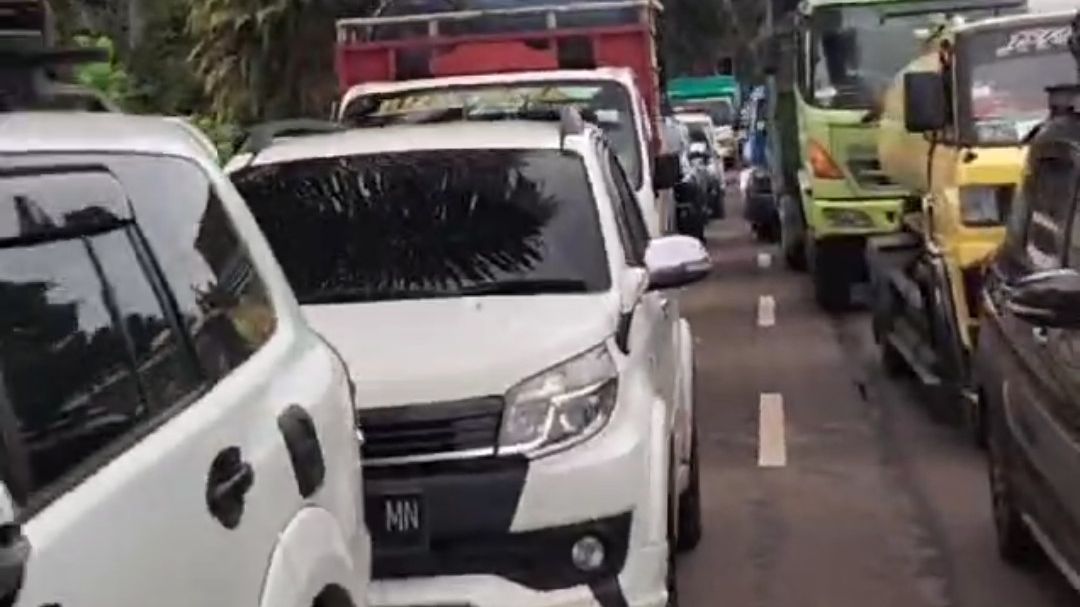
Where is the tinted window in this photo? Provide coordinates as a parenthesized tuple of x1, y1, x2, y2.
(0, 164, 203, 503)
(233, 149, 610, 304)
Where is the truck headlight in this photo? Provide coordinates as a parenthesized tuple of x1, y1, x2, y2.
(498, 345, 618, 457)
(960, 186, 1012, 226)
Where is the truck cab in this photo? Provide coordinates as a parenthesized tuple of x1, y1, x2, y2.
(331, 0, 679, 237)
(869, 10, 1076, 433)
(779, 0, 1026, 309)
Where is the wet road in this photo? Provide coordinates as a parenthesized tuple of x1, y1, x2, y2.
(676, 193, 1077, 607)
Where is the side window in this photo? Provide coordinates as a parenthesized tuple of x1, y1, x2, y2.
(605, 150, 649, 266)
(1024, 155, 1075, 270)
(0, 168, 202, 507)
(113, 156, 277, 379)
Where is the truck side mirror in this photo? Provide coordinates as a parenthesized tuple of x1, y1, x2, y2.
(903, 72, 947, 133)
(654, 153, 681, 190)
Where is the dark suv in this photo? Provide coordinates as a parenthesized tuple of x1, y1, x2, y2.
(975, 21, 1080, 588)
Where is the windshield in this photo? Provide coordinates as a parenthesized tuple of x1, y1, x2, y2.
(231, 149, 611, 305)
(675, 99, 734, 125)
(807, 2, 1022, 110)
(342, 82, 644, 189)
(959, 23, 1075, 144)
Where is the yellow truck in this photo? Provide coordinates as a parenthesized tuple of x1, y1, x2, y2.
(867, 9, 1076, 437)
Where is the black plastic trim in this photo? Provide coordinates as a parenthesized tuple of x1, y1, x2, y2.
(589, 577, 630, 607)
(615, 311, 633, 354)
(278, 405, 326, 499)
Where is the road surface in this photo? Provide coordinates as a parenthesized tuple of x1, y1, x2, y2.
(676, 194, 1077, 607)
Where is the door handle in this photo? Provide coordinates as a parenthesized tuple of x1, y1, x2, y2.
(1033, 326, 1050, 346)
(0, 526, 28, 607)
(206, 447, 254, 530)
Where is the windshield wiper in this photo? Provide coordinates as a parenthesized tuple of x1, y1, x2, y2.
(300, 288, 450, 305)
(458, 278, 590, 296)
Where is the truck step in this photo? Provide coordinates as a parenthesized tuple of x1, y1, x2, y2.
(887, 322, 941, 388)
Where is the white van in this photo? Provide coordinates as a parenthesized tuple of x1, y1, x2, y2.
(0, 112, 370, 607)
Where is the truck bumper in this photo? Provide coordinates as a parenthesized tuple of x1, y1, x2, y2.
(809, 198, 904, 239)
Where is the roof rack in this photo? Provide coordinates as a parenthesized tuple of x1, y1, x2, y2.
(235, 119, 348, 157)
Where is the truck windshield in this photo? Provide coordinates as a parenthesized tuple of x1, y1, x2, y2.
(959, 23, 1075, 144)
(807, 2, 1022, 110)
(342, 81, 643, 189)
(230, 149, 611, 305)
(675, 99, 734, 126)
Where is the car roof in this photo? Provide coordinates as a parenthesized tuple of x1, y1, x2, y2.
(341, 68, 638, 111)
(0, 112, 215, 161)
(229, 121, 595, 169)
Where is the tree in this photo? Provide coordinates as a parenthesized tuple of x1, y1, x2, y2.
(188, 0, 374, 124)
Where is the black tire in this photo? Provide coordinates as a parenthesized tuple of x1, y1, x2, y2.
(677, 432, 702, 552)
(780, 196, 807, 272)
(666, 451, 682, 607)
(988, 412, 1041, 567)
(969, 392, 988, 451)
(810, 243, 850, 312)
(880, 339, 907, 378)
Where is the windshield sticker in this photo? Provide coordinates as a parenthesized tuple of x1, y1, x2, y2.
(995, 26, 1070, 58)
(371, 86, 603, 117)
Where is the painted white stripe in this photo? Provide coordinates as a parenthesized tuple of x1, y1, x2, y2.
(758, 393, 787, 467)
(757, 252, 772, 269)
(757, 295, 776, 328)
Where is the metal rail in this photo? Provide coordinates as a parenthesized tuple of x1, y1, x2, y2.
(337, 0, 661, 42)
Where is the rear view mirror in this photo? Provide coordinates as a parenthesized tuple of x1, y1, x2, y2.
(645, 235, 712, 290)
(904, 72, 947, 133)
(654, 153, 681, 190)
(1007, 269, 1080, 328)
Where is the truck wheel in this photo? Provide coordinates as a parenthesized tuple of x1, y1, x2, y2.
(988, 413, 1041, 567)
(677, 431, 702, 552)
(780, 195, 806, 271)
(810, 240, 850, 311)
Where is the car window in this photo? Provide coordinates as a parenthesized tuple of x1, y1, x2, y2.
(1024, 155, 1074, 270)
(232, 148, 611, 304)
(0, 165, 205, 506)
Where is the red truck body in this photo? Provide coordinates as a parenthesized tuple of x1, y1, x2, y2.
(334, 1, 664, 129)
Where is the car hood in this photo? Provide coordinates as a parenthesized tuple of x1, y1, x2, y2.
(302, 294, 618, 408)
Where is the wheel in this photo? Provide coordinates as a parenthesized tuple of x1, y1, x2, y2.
(969, 391, 988, 450)
(988, 411, 1041, 567)
(759, 217, 780, 243)
(677, 432, 702, 552)
(809, 240, 850, 311)
(780, 195, 807, 272)
(666, 459, 682, 607)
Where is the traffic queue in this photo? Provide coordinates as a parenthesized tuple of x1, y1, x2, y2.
(0, 1, 715, 606)
(749, 2, 1080, 593)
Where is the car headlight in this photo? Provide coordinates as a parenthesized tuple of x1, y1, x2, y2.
(959, 186, 1012, 226)
(498, 344, 618, 457)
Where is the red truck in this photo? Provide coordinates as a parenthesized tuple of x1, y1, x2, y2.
(332, 0, 678, 235)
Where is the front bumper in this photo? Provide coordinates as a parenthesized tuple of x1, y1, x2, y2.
(363, 394, 665, 607)
(809, 198, 904, 238)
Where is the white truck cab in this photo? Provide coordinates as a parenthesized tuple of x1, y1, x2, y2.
(226, 113, 709, 607)
(0, 112, 370, 607)
(337, 67, 671, 237)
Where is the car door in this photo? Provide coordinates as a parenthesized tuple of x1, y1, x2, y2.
(0, 156, 343, 607)
(602, 147, 678, 421)
(996, 148, 1080, 560)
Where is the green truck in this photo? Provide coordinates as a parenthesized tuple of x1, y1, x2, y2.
(772, 0, 1026, 310)
(667, 75, 740, 125)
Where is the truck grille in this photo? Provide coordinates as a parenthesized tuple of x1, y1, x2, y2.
(848, 157, 897, 189)
(358, 397, 504, 463)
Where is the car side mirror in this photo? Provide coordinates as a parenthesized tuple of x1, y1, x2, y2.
(645, 235, 712, 291)
(654, 153, 680, 190)
(903, 72, 947, 133)
(1007, 269, 1080, 328)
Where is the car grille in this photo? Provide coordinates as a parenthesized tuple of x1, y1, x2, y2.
(358, 397, 504, 463)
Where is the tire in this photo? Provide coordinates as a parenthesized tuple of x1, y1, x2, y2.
(880, 339, 907, 378)
(666, 461, 681, 607)
(780, 195, 807, 272)
(988, 412, 1041, 567)
(969, 391, 988, 451)
(677, 432, 702, 552)
(810, 241, 850, 311)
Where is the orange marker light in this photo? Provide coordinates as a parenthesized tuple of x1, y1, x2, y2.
(809, 140, 844, 180)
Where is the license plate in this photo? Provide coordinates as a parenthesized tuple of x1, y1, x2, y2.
(368, 492, 428, 548)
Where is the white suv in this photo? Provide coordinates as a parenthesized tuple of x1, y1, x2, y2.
(228, 112, 709, 607)
(0, 112, 370, 607)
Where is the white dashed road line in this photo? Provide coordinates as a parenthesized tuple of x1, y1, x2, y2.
(757, 295, 776, 328)
(757, 252, 772, 269)
(758, 393, 787, 468)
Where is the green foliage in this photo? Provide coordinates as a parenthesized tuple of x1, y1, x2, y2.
(73, 35, 136, 108)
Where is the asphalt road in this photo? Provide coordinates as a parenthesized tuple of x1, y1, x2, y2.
(676, 191, 1077, 607)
